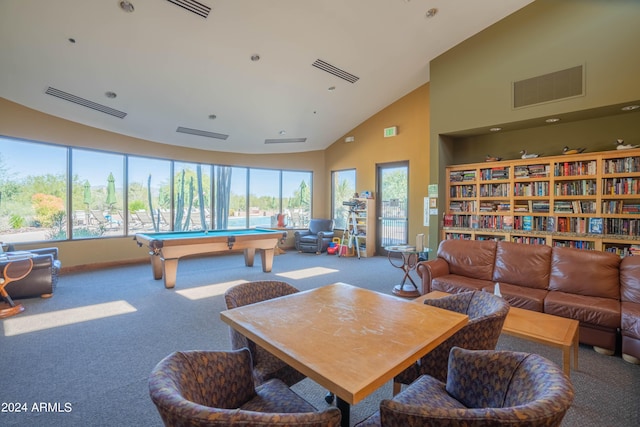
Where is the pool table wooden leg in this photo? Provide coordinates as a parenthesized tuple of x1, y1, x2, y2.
(162, 258, 178, 289)
(261, 248, 274, 272)
(150, 255, 163, 280)
(244, 248, 256, 267)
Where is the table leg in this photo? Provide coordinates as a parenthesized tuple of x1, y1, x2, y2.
(260, 248, 274, 272)
(573, 328, 579, 372)
(162, 258, 178, 289)
(244, 248, 256, 267)
(336, 397, 350, 427)
(150, 255, 163, 280)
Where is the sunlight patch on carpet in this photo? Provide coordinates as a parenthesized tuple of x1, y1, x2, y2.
(2, 300, 137, 336)
(176, 279, 248, 300)
(276, 267, 338, 279)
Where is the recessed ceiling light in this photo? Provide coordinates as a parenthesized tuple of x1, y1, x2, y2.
(545, 118, 560, 123)
(251, 54, 260, 62)
(489, 127, 502, 132)
(425, 8, 438, 18)
(105, 91, 117, 99)
(119, 1, 134, 13)
(621, 105, 640, 111)
(208, 114, 217, 120)
(328, 86, 336, 91)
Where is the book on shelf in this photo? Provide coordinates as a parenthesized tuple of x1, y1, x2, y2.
(589, 217, 603, 234)
(522, 216, 533, 231)
(547, 216, 555, 232)
(503, 215, 514, 230)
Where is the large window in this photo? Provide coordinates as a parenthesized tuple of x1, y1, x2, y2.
(127, 156, 171, 233)
(0, 137, 68, 243)
(72, 149, 125, 239)
(0, 136, 313, 242)
(283, 171, 312, 228)
(332, 169, 356, 229)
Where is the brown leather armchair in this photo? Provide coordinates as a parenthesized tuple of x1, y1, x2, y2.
(1, 247, 61, 298)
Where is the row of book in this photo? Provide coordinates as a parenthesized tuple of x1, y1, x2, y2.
(603, 156, 640, 174)
(480, 167, 509, 180)
(604, 244, 640, 257)
(479, 183, 510, 197)
(553, 200, 597, 214)
(449, 170, 476, 182)
(514, 164, 550, 178)
(449, 185, 476, 198)
(554, 180, 597, 196)
(602, 177, 640, 195)
(601, 201, 640, 214)
(514, 182, 550, 196)
(553, 160, 597, 177)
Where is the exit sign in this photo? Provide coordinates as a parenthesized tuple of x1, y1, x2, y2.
(383, 126, 397, 138)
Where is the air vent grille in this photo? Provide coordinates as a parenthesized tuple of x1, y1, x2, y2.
(513, 65, 583, 108)
(45, 87, 127, 118)
(167, 0, 211, 18)
(312, 59, 359, 84)
(264, 138, 307, 144)
(177, 126, 228, 140)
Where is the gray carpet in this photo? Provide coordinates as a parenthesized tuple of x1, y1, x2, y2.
(1, 250, 638, 426)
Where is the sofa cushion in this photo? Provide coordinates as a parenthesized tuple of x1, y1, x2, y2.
(620, 256, 640, 304)
(493, 241, 551, 290)
(432, 275, 491, 294)
(481, 282, 547, 312)
(621, 301, 640, 340)
(437, 239, 496, 281)
(548, 247, 621, 300)
(544, 291, 620, 329)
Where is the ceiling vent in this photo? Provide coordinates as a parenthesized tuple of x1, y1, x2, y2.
(264, 138, 307, 144)
(166, 0, 211, 19)
(513, 65, 584, 109)
(312, 59, 359, 84)
(45, 87, 127, 118)
(176, 126, 228, 140)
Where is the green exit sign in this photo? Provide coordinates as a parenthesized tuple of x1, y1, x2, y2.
(383, 126, 397, 138)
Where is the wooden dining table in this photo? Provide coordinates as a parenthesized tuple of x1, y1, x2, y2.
(220, 282, 468, 427)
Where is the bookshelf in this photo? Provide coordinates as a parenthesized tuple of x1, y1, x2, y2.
(443, 148, 640, 255)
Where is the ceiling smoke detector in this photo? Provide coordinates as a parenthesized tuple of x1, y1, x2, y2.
(425, 8, 438, 18)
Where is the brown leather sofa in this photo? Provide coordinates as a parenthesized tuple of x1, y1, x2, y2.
(621, 255, 640, 364)
(417, 239, 638, 360)
(1, 247, 61, 299)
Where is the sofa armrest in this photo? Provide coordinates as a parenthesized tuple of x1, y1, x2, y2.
(416, 259, 450, 294)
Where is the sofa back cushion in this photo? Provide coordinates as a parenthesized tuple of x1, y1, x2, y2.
(437, 239, 496, 281)
(620, 255, 640, 303)
(548, 246, 621, 299)
(493, 241, 551, 290)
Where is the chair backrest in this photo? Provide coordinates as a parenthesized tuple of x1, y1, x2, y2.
(444, 347, 574, 425)
(224, 281, 305, 387)
(308, 218, 333, 234)
(149, 349, 340, 427)
(418, 291, 510, 382)
(382, 347, 574, 427)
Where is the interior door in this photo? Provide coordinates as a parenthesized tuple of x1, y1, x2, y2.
(376, 162, 409, 255)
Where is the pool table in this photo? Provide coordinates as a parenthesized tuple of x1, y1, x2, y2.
(134, 228, 286, 289)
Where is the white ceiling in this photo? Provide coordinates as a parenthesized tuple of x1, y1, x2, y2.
(0, 0, 533, 154)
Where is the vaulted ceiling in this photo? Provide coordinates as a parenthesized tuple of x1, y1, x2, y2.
(0, 0, 533, 154)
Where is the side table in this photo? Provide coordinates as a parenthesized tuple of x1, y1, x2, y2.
(385, 245, 424, 298)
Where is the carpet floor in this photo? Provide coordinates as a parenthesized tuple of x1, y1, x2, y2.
(1, 250, 639, 426)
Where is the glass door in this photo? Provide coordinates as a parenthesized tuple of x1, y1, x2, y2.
(376, 162, 409, 254)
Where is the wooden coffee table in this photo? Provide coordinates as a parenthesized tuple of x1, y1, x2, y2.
(416, 291, 579, 377)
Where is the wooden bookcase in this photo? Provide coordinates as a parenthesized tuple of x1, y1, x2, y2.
(443, 148, 640, 256)
(353, 198, 376, 257)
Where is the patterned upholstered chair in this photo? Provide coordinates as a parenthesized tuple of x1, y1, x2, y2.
(148, 348, 341, 427)
(356, 347, 574, 427)
(394, 291, 510, 394)
(224, 280, 306, 387)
